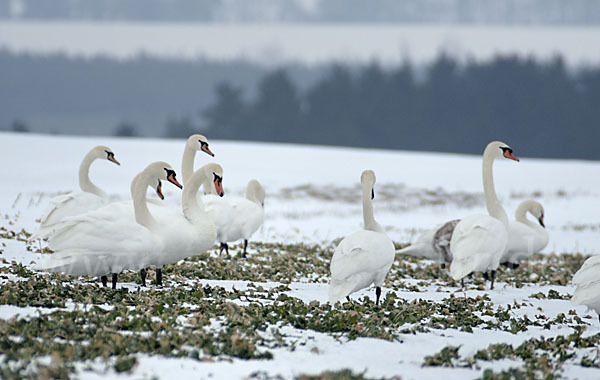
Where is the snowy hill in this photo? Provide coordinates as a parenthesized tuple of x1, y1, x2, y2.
(1, 132, 600, 379)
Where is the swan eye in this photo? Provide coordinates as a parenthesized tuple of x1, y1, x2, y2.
(164, 168, 176, 178)
(500, 147, 512, 154)
(213, 173, 222, 183)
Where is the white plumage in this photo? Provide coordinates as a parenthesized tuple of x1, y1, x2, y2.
(329, 170, 395, 305)
(572, 255, 600, 322)
(204, 179, 265, 257)
(35, 161, 187, 288)
(30, 145, 120, 240)
(501, 200, 549, 267)
(449, 141, 519, 288)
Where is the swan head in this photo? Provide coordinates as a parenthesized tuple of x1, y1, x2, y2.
(146, 161, 183, 200)
(526, 200, 545, 228)
(246, 179, 265, 207)
(94, 145, 120, 165)
(361, 170, 376, 199)
(187, 134, 214, 157)
(486, 141, 519, 162)
(204, 163, 224, 197)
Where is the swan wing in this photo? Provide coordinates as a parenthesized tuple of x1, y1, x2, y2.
(32, 191, 107, 240)
(450, 214, 507, 279)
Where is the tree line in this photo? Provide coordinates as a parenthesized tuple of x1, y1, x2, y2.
(201, 55, 600, 159)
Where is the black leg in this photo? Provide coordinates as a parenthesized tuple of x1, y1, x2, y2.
(461, 278, 464, 288)
(482, 271, 489, 281)
(346, 296, 351, 302)
(156, 268, 162, 286)
(375, 287, 382, 305)
(440, 263, 446, 269)
(140, 268, 147, 287)
(242, 239, 248, 258)
(101, 275, 108, 287)
(219, 243, 225, 255)
(511, 263, 520, 270)
(490, 270, 496, 290)
(224, 243, 229, 256)
(111, 273, 118, 289)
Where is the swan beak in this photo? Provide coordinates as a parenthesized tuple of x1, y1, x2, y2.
(214, 178, 224, 197)
(538, 215, 545, 228)
(107, 155, 120, 166)
(167, 173, 183, 189)
(371, 189, 375, 199)
(503, 150, 520, 162)
(201, 144, 215, 157)
(156, 181, 164, 200)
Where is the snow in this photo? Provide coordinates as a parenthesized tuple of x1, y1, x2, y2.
(1, 21, 600, 66)
(1, 131, 600, 379)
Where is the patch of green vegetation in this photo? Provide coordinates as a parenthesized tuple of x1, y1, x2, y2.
(296, 369, 397, 380)
(427, 330, 600, 379)
(422, 346, 463, 367)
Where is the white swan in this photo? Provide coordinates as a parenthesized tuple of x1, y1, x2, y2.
(220, 179, 265, 257)
(142, 163, 221, 286)
(571, 256, 600, 323)
(35, 162, 183, 288)
(449, 141, 519, 289)
(30, 145, 120, 240)
(501, 200, 549, 269)
(329, 170, 395, 305)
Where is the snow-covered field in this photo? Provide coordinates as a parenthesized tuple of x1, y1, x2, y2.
(2, 21, 600, 66)
(1, 131, 600, 379)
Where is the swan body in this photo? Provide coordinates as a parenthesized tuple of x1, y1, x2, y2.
(204, 179, 265, 256)
(502, 200, 549, 266)
(31, 146, 120, 240)
(329, 170, 395, 305)
(571, 256, 600, 321)
(146, 163, 220, 268)
(35, 162, 182, 283)
(449, 141, 519, 288)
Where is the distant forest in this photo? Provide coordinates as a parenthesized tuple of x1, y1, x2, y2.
(3, 0, 600, 24)
(202, 56, 600, 159)
(1, 51, 599, 159)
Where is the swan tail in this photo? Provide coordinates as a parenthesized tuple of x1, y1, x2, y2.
(328, 281, 355, 305)
(396, 243, 430, 258)
(28, 225, 56, 242)
(449, 258, 474, 281)
(34, 249, 112, 277)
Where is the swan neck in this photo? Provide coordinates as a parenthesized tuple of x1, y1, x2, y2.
(79, 151, 107, 198)
(362, 184, 380, 232)
(482, 153, 508, 226)
(515, 206, 540, 229)
(182, 170, 208, 223)
(131, 172, 157, 230)
(181, 145, 196, 184)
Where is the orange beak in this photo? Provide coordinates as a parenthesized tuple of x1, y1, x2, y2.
(503, 150, 519, 162)
(214, 178, 224, 197)
(156, 181, 164, 200)
(108, 155, 120, 166)
(201, 144, 215, 157)
(167, 173, 183, 189)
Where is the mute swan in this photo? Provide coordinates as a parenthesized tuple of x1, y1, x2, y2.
(142, 163, 221, 286)
(329, 170, 395, 305)
(31, 145, 120, 240)
(398, 200, 547, 272)
(571, 255, 600, 323)
(36, 162, 182, 289)
(214, 179, 265, 257)
(449, 141, 519, 289)
(501, 200, 549, 269)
